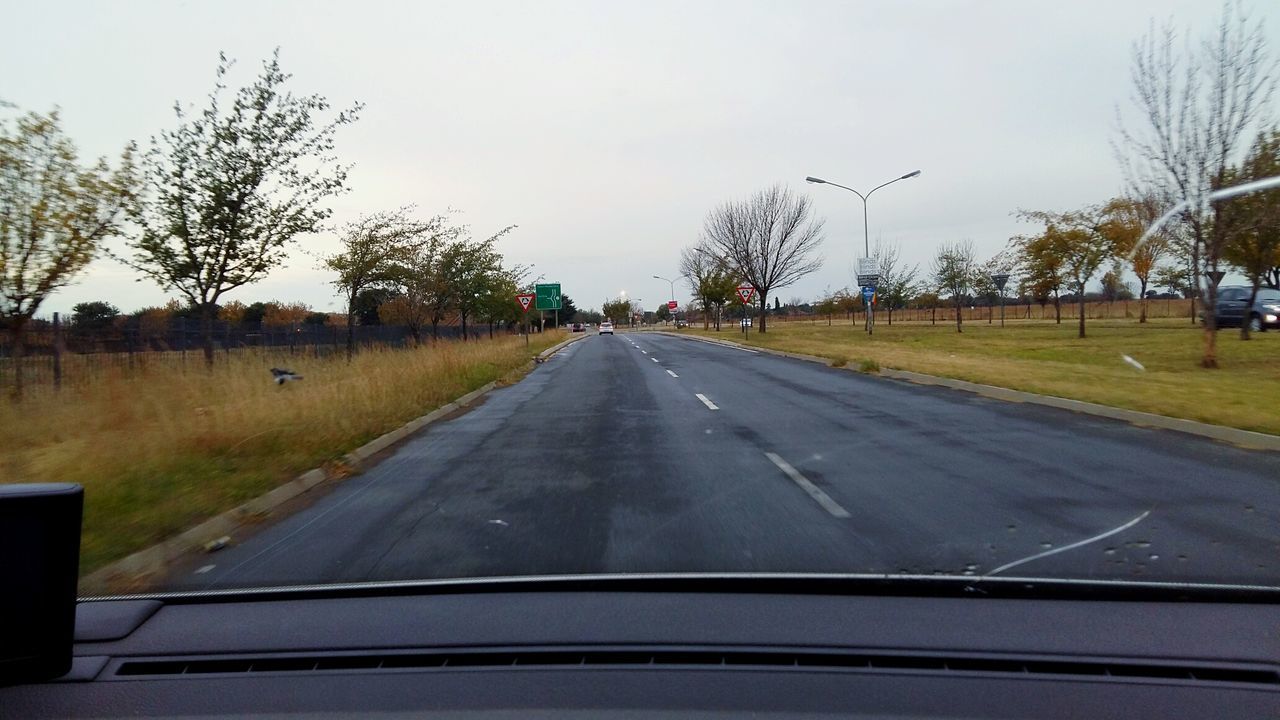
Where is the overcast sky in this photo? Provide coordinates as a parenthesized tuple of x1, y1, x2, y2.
(6, 0, 1277, 315)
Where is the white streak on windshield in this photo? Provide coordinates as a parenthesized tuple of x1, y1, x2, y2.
(983, 510, 1151, 578)
(1127, 175, 1280, 263)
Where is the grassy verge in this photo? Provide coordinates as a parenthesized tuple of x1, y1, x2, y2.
(687, 319, 1280, 436)
(0, 332, 563, 575)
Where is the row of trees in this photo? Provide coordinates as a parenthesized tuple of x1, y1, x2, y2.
(2, 50, 363, 397)
(323, 207, 532, 356)
(2, 49, 545, 397)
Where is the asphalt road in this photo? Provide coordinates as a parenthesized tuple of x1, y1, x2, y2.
(179, 331, 1280, 590)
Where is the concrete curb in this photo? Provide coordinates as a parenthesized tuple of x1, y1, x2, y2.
(658, 332, 1280, 452)
(79, 332, 587, 594)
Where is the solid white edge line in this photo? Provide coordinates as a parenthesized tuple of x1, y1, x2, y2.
(666, 370, 679, 377)
(695, 393, 719, 410)
(764, 452, 851, 519)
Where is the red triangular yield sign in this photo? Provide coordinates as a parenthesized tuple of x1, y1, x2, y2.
(516, 293, 534, 312)
(736, 285, 755, 305)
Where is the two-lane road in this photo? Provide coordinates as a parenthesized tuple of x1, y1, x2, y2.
(177, 331, 1280, 590)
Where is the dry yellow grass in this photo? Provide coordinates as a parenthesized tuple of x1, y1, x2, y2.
(690, 318, 1280, 436)
(0, 332, 563, 574)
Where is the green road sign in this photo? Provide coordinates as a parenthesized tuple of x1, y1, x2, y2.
(535, 283, 561, 310)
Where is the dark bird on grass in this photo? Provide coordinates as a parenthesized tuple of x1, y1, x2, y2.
(270, 367, 304, 385)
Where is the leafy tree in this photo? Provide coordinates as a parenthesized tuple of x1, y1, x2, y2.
(1100, 270, 1133, 301)
(655, 303, 671, 322)
(241, 301, 269, 324)
(262, 301, 311, 327)
(325, 207, 442, 357)
(1013, 232, 1066, 324)
(932, 240, 976, 333)
(0, 108, 135, 397)
(219, 299, 248, 323)
(443, 228, 513, 340)
(1220, 129, 1280, 338)
(72, 301, 121, 330)
(354, 288, 396, 326)
(1018, 205, 1129, 338)
(1108, 195, 1171, 322)
(122, 50, 362, 367)
(304, 311, 328, 325)
(601, 298, 630, 324)
(557, 294, 579, 324)
(701, 184, 825, 332)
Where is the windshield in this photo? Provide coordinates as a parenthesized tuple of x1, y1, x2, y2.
(2, 1, 1278, 598)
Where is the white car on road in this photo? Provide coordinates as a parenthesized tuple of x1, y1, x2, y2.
(599, 321, 614, 335)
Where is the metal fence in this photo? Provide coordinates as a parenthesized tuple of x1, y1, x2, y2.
(741, 298, 1197, 325)
(0, 316, 516, 393)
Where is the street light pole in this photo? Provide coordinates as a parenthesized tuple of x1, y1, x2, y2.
(806, 170, 921, 334)
(806, 170, 921, 257)
(653, 274, 686, 324)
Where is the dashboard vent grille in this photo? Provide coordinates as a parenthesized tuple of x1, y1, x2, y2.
(114, 649, 1280, 687)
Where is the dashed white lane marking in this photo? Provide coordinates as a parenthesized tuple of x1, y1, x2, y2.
(641, 350, 648, 354)
(651, 357, 660, 363)
(695, 393, 719, 410)
(194, 564, 216, 575)
(666, 370, 679, 377)
(764, 452, 851, 518)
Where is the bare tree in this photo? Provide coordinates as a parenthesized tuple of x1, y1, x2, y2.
(0, 108, 135, 398)
(701, 184, 824, 333)
(1116, 3, 1276, 366)
(324, 207, 444, 358)
(932, 240, 976, 333)
(872, 240, 920, 325)
(123, 50, 362, 367)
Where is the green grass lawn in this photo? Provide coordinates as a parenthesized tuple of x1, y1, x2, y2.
(688, 318, 1280, 436)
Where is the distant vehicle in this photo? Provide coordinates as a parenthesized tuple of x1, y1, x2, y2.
(571, 323, 585, 332)
(675, 319, 688, 329)
(599, 321, 614, 335)
(1211, 286, 1280, 332)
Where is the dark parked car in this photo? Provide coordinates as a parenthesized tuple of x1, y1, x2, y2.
(1212, 286, 1280, 332)
(571, 323, 585, 332)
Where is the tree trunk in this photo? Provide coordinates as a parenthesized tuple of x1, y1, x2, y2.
(1078, 291, 1086, 339)
(1138, 279, 1148, 323)
(461, 312, 468, 342)
(1189, 294, 1196, 324)
(200, 302, 216, 368)
(346, 296, 357, 360)
(931, 303, 936, 325)
(8, 322, 26, 402)
(757, 292, 767, 333)
(431, 318, 440, 339)
(489, 320, 494, 339)
(954, 298, 963, 333)
(1053, 293, 1061, 324)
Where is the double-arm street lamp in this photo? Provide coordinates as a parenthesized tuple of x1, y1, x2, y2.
(805, 170, 921, 257)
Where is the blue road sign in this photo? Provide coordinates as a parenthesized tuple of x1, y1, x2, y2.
(861, 286, 875, 303)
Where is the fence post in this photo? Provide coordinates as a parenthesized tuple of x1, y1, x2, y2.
(52, 312, 63, 390)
